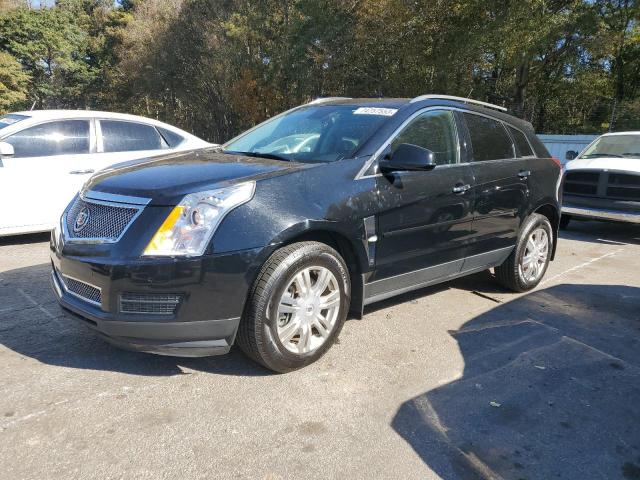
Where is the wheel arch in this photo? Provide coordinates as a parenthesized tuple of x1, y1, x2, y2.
(269, 225, 369, 319)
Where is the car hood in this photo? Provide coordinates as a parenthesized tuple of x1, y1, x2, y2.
(83, 148, 312, 205)
(565, 156, 640, 173)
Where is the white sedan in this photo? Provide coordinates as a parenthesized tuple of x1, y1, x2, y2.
(0, 110, 211, 236)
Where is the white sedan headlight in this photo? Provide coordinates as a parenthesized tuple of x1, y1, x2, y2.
(143, 182, 255, 257)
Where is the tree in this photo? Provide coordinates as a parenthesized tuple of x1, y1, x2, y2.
(0, 51, 30, 113)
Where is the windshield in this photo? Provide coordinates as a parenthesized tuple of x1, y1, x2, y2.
(0, 114, 29, 131)
(223, 105, 396, 163)
(580, 134, 640, 159)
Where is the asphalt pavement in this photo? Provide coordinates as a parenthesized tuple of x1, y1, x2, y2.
(0, 221, 639, 480)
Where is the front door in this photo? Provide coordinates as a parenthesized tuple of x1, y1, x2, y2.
(0, 119, 94, 234)
(367, 109, 475, 300)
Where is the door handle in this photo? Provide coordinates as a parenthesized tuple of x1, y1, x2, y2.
(518, 170, 531, 179)
(452, 183, 471, 194)
(69, 169, 95, 175)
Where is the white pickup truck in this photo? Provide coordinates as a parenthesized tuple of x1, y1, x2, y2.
(562, 131, 640, 227)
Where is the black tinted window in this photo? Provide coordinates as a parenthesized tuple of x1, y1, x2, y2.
(391, 110, 458, 165)
(508, 125, 534, 157)
(464, 113, 513, 161)
(157, 127, 185, 148)
(5, 120, 90, 158)
(101, 120, 166, 153)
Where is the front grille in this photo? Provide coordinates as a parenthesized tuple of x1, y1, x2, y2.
(564, 170, 640, 201)
(607, 173, 640, 200)
(65, 196, 140, 241)
(564, 171, 600, 196)
(119, 292, 183, 315)
(59, 273, 102, 306)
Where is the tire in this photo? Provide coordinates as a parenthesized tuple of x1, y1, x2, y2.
(495, 213, 553, 292)
(559, 214, 571, 229)
(237, 241, 351, 373)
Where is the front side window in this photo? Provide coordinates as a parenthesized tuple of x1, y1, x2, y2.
(391, 110, 458, 165)
(580, 134, 640, 159)
(464, 113, 514, 161)
(223, 105, 394, 163)
(100, 120, 167, 153)
(4, 120, 90, 158)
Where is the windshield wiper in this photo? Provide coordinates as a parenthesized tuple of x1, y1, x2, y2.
(581, 153, 624, 158)
(223, 150, 291, 162)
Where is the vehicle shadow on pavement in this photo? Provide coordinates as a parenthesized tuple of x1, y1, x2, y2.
(0, 263, 272, 377)
(391, 283, 640, 480)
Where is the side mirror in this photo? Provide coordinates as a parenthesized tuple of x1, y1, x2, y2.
(379, 143, 437, 173)
(565, 150, 578, 161)
(0, 142, 14, 157)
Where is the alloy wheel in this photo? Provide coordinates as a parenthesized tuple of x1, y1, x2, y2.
(276, 266, 341, 354)
(519, 227, 549, 283)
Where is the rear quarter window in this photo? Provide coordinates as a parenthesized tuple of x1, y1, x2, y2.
(507, 125, 535, 157)
(157, 127, 185, 148)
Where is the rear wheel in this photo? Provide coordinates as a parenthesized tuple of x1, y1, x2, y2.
(495, 213, 552, 292)
(237, 241, 350, 373)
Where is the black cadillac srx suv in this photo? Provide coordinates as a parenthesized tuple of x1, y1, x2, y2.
(51, 95, 562, 372)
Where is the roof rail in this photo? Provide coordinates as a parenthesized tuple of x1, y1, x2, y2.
(307, 97, 352, 105)
(410, 94, 507, 112)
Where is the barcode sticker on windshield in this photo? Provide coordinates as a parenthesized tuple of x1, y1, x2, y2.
(353, 107, 397, 116)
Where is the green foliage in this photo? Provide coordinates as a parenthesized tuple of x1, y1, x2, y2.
(0, 0, 638, 139)
(0, 50, 30, 113)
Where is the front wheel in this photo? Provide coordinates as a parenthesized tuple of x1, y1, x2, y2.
(237, 241, 350, 373)
(495, 213, 552, 292)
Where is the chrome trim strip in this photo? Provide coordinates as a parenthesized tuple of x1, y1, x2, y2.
(51, 271, 63, 298)
(355, 106, 536, 180)
(410, 94, 508, 111)
(82, 190, 151, 206)
(562, 205, 640, 224)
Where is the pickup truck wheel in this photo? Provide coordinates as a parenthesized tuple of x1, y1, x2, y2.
(237, 241, 350, 373)
(495, 213, 552, 292)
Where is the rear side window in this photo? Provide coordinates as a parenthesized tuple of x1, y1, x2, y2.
(100, 120, 167, 153)
(4, 120, 90, 158)
(464, 113, 513, 161)
(391, 110, 458, 165)
(157, 127, 185, 148)
(508, 125, 534, 157)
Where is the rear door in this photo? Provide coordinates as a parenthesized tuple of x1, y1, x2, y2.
(460, 112, 531, 260)
(369, 109, 475, 298)
(0, 119, 94, 232)
(93, 119, 171, 168)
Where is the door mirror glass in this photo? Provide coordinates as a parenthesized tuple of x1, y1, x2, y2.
(0, 141, 14, 157)
(565, 150, 578, 161)
(380, 143, 436, 172)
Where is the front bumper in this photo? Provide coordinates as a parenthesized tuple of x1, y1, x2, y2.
(562, 205, 640, 224)
(51, 244, 265, 357)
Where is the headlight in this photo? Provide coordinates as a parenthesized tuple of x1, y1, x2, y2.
(143, 182, 255, 257)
